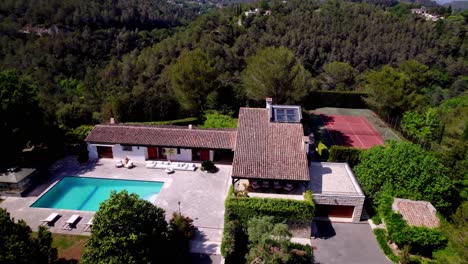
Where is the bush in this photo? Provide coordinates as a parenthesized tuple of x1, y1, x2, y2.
(317, 141, 329, 160)
(221, 220, 248, 263)
(385, 211, 447, 257)
(287, 243, 314, 264)
(201, 160, 216, 172)
(225, 195, 315, 224)
(328, 146, 363, 167)
(170, 212, 195, 239)
(373, 228, 399, 263)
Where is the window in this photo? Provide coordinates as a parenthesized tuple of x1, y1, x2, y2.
(122, 145, 132, 151)
(177, 148, 181, 154)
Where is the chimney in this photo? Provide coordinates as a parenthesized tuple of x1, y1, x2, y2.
(110, 117, 115, 124)
(188, 124, 192, 129)
(266, 98, 273, 121)
(265, 98, 273, 109)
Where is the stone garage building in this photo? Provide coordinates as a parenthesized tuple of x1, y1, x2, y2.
(309, 162, 365, 223)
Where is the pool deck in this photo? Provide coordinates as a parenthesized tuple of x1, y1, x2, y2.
(0, 157, 232, 255)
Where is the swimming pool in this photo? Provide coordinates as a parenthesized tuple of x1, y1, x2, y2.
(31, 177, 163, 211)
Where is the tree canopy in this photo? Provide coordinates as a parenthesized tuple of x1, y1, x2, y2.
(242, 46, 312, 104)
(354, 141, 453, 212)
(0, 208, 56, 264)
(81, 191, 170, 264)
(201, 111, 238, 128)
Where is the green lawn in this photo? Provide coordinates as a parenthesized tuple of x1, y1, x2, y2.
(52, 234, 89, 261)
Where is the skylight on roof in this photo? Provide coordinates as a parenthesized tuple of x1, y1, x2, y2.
(272, 107, 301, 123)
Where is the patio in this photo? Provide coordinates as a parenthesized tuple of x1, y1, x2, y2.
(0, 156, 232, 254)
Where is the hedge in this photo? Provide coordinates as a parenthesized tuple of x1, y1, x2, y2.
(225, 190, 315, 223)
(378, 196, 447, 257)
(221, 220, 248, 264)
(373, 228, 399, 263)
(327, 146, 363, 167)
(302, 90, 368, 109)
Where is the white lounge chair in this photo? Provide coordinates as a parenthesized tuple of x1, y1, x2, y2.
(115, 161, 124, 168)
(283, 183, 294, 192)
(145, 161, 157, 168)
(124, 160, 134, 168)
(274, 181, 282, 189)
(62, 214, 80, 230)
(41, 213, 60, 226)
(250, 180, 261, 190)
(84, 217, 93, 231)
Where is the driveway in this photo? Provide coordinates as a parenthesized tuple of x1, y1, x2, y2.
(311, 221, 391, 264)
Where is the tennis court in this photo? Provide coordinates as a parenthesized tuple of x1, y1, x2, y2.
(318, 114, 384, 149)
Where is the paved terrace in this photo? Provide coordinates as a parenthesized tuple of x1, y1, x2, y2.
(0, 157, 232, 255)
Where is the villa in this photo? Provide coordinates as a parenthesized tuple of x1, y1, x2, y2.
(85, 98, 365, 223)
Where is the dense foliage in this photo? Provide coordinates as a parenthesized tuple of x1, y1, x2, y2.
(0, 208, 57, 264)
(246, 216, 313, 264)
(354, 141, 453, 212)
(81, 191, 192, 264)
(201, 111, 238, 128)
(373, 228, 399, 263)
(401, 109, 443, 144)
(222, 188, 315, 263)
(327, 146, 363, 167)
(225, 188, 315, 223)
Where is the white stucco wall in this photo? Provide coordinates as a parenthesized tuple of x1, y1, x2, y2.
(163, 147, 192, 161)
(87, 144, 98, 160)
(112, 144, 148, 162)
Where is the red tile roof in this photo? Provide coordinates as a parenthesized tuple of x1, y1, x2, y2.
(392, 198, 440, 228)
(232, 108, 309, 181)
(85, 124, 236, 150)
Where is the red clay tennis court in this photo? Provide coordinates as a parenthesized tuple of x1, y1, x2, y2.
(319, 114, 384, 149)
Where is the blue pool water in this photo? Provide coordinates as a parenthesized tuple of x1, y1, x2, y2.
(31, 177, 163, 211)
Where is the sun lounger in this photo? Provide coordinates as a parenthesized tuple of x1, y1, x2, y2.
(41, 213, 60, 226)
(62, 214, 80, 230)
(146, 161, 157, 168)
(84, 217, 93, 231)
(274, 181, 282, 189)
(283, 183, 294, 192)
(251, 180, 261, 190)
(124, 160, 134, 168)
(115, 161, 123, 168)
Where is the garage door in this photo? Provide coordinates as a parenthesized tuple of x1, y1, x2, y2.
(97, 146, 113, 159)
(316, 205, 354, 218)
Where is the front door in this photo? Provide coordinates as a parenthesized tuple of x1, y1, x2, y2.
(97, 146, 113, 159)
(200, 149, 210, 161)
(148, 147, 158, 160)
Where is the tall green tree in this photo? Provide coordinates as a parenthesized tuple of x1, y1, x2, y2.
(166, 48, 216, 114)
(0, 71, 45, 163)
(363, 65, 428, 116)
(0, 208, 57, 264)
(81, 191, 170, 264)
(241, 46, 312, 104)
(401, 108, 443, 143)
(318, 61, 357, 91)
(354, 141, 453, 212)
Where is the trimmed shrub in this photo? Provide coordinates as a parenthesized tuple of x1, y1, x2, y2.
(373, 228, 399, 263)
(287, 243, 314, 264)
(225, 195, 315, 224)
(201, 160, 216, 172)
(328, 146, 363, 167)
(221, 220, 248, 263)
(317, 142, 329, 160)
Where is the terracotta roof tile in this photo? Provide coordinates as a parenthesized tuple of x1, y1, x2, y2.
(232, 108, 309, 181)
(85, 124, 236, 150)
(392, 198, 440, 228)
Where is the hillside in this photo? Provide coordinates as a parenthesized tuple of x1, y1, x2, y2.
(444, 0, 468, 10)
